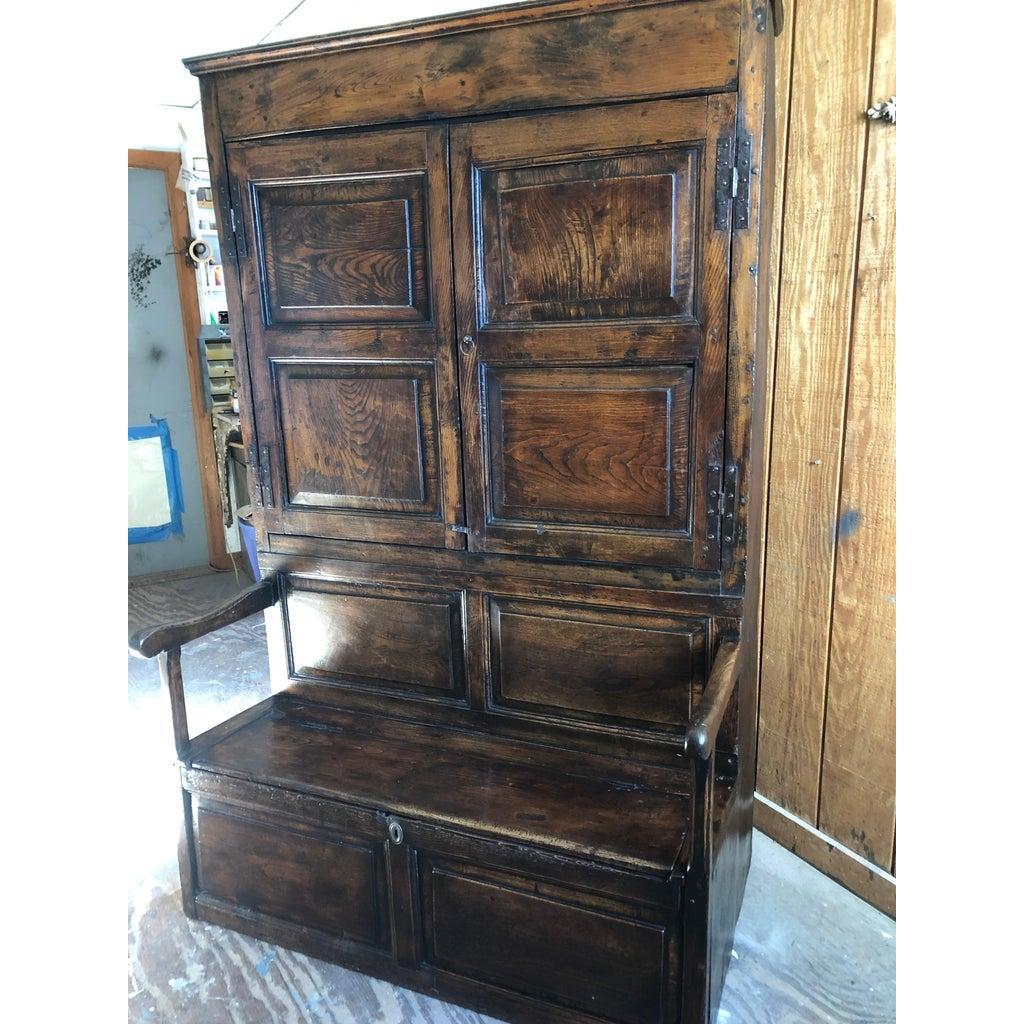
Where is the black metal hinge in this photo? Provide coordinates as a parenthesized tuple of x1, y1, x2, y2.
(714, 129, 753, 231)
(214, 178, 238, 264)
(707, 462, 740, 546)
(227, 175, 249, 260)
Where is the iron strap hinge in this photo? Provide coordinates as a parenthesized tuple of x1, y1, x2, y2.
(227, 176, 249, 260)
(247, 442, 274, 508)
(714, 129, 753, 231)
(707, 462, 740, 545)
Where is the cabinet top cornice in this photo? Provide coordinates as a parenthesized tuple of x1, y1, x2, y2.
(184, 0, 716, 76)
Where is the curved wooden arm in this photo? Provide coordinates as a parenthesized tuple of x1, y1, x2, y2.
(129, 574, 279, 659)
(683, 638, 741, 761)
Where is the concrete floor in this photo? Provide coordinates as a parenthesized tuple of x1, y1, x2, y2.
(128, 571, 896, 1024)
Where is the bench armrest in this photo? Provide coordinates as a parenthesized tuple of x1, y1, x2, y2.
(129, 575, 279, 659)
(683, 638, 741, 762)
(128, 574, 279, 760)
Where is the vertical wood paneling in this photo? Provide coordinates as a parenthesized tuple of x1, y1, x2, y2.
(818, 0, 896, 870)
(755, 0, 895, 908)
(756, 0, 795, 747)
(758, 0, 877, 818)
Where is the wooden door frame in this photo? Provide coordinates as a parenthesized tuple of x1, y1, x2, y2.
(129, 148, 232, 570)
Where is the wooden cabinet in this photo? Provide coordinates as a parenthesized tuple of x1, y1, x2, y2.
(134, 3, 782, 1023)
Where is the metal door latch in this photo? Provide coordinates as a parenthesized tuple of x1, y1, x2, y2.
(866, 97, 896, 124)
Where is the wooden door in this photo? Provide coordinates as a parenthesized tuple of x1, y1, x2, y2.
(452, 97, 735, 569)
(226, 126, 464, 549)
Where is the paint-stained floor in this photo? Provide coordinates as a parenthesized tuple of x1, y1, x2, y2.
(128, 571, 896, 1024)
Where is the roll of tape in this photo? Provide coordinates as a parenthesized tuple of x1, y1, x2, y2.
(188, 237, 213, 264)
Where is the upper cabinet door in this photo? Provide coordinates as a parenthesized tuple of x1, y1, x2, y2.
(227, 126, 464, 549)
(452, 97, 736, 570)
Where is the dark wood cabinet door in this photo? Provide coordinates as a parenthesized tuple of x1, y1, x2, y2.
(452, 97, 736, 568)
(227, 126, 464, 549)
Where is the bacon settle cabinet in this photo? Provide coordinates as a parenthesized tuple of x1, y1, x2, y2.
(131, 3, 781, 1022)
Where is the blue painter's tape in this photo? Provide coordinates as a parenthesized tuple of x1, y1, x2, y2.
(128, 416, 185, 544)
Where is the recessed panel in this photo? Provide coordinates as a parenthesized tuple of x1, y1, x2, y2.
(489, 598, 706, 732)
(479, 150, 698, 324)
(255, 173, 430, 324)
(420, 862, 666, 1024)
(284, 578, 466, 700)
(275, 362, 438, 514)
(194, 806, 388, 948)
(485, 366, 693, 530)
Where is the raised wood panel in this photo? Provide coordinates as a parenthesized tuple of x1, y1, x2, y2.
(254, 174, 429, 324)
(818, 0, 896, 869)
(202, 0, 741, 138)
(488, 597, 706, 732)
(193, 803, 389, 948)
(755, 0, 897, 900)
(274, 362, 438, 514)
(419, 859, 667, 1024)
(283, 577, 466, 701)
(485, 366, 692, 529)
(479, 149, 698, 324)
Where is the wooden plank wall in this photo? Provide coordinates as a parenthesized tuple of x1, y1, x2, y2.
(754, 0, 896, 916)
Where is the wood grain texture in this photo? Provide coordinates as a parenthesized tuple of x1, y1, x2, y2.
(753, 0, 897, 902)
(179, 2, 784, 1016)
(194, 803, 390, 947)
(818, 0, 896, 870)
(130, 575, 895, 1024)
(488, 367, 690, 524)
(284, 577, 466, 700)
(202, 1, 741, 138)
(226, 125, 464, 551)
(481, 150, 698, 323)
(189, 698, 691, 873)
(256, 176, 429, 324)
(756, 0, 876, 821)
(488, 597, 705, 730)
(130, 574, 278, 658)
(452, 96, 731, 571)
(498, 173, 674, 305)
(421, 864, 666, 1024)
(275, 364, 435, 511)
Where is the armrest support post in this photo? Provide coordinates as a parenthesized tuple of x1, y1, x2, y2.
(159, 646, 189, 760)
(684, 636, 742, 896)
